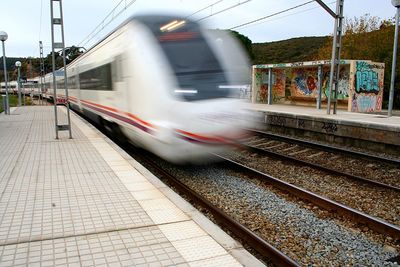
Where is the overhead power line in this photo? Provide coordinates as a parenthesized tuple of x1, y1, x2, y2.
(196, 0, 253, 22)
(230, 0, 316, 30)
(232, 0, 336, 30)
(78, 0, 138, 48)
(186, 0, 225, 19)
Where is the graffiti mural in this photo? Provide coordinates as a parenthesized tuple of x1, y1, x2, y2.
(321, 66, 350, 99)
(253, 69, 286, 103)
(350, 61, 384, 113)
(290, 68, 318, 97)
(355, 61, 380, 94)
(272, 69, 286, 102)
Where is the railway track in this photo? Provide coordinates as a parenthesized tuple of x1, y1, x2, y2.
(130, 148, 399, 266)
(136, 150, 300, 267)
(218, 154, 400, 238)
(247, 129, 400, 164)
(89, 119, 298, 266)
(243, 129, 400, 188)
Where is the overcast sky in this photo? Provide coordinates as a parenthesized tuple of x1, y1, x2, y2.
(0, 0, 396, 57)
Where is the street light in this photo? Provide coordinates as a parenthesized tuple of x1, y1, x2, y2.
(389, 0, 400, 116)
(0, 31, 10, 115)
(15, 61, 21, 106)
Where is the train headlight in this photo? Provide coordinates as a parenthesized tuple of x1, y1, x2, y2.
(174, 88, 198, 95)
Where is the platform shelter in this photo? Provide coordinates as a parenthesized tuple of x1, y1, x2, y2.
(252, 60, 385, 113)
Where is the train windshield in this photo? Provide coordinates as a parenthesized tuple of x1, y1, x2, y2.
(141, 17, 229, 101)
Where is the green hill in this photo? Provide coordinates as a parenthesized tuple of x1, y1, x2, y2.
(252, 36, 329, 65)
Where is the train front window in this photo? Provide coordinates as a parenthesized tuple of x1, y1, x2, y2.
(140, 17, 229, 101)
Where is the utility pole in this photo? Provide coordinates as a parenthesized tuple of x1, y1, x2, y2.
(50, 0, 72, 139)
(39, 41, 45, 105)
(0, 31, 10, 115)
(315, 0, 345, 114)
(389, 0, 400, 116)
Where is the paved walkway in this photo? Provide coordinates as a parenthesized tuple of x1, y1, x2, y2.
(0, 106, 262, 267)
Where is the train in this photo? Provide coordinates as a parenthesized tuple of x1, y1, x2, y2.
(25, 14, 254, 163)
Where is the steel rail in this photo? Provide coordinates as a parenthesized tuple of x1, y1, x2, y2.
(248, 129, 400, 166)
(241, 143, 400, 192)
(216, 154, 400, 239)
(138, 152, 300, 267)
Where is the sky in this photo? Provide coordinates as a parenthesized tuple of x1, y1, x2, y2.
(0, 0, 397, 57)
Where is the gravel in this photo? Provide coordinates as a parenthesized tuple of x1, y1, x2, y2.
(158, 162, 400, 266)
(228, 150, 400, 226)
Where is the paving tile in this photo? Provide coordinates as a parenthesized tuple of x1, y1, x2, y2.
(0, 107, 245, 267)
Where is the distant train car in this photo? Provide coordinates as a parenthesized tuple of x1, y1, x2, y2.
(0, 81, 17, 94)
(44, 14, 253, 163)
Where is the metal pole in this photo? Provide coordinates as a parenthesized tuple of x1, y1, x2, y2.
(327, 0, 344, 114)
(50, 1, 59, 139)
(1, 41, 9, 115)
(2, 95, 6, 114)
(267, 68, 273, 105)
(22, 82, 25, 106)
(317, 65, 323, 109)
(389, 7, 399, 116)
(17, 67, 21, 106)
(327, 4, 339, 114)
(333, 0, 344, 114)
(59, 0, 72, 139)
(39, 41, 45, 106)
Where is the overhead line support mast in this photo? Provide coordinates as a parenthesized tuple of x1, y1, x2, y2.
(315, 0, 344, 114)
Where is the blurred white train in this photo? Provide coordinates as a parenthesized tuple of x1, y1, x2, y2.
(41, 14, 252, 163)
(1, 80, 41, 95)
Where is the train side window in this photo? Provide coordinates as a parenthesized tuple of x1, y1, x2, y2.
(79, 63, 112, 91)
(57, 79, 64, 90)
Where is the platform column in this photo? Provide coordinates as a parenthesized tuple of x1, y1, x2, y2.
(317, 65, 323, 109)
(267, 68, 273, 105)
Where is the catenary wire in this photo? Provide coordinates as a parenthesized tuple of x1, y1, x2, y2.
(233, 0, 336, 30)
(230, 0, 316, 30)
(196, 0, 253, 22)
(78, 0, 138, 48)
(186, 0, 225, 18)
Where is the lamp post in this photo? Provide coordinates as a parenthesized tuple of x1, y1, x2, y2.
(15, 61, 21, 106)
(389, 0, 400, 116)
(0, 31, 10, 115)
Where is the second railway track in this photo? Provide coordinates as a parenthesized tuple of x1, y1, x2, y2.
(243, 129, 400, 189)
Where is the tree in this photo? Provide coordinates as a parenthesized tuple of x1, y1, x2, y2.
(229, 30, 254, 60)
(315, 14, 399, 109)
(64, 46, 85, 64)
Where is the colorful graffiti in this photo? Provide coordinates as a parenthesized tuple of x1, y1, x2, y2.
(291, 68, 318, 97)
(254, 69, 286, 103)
(350, 61, 384, 113)
(351, 94, 383, 113)
(321, 66, 349, 99)
(272, 69, 285, 102)
(355, 61, 380, 94)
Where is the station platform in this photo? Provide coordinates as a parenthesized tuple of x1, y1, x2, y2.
(0, 106, 263, 267)
(246, 103, 400, 155)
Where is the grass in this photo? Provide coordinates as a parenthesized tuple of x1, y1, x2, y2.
(0, 94, 33, 113)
